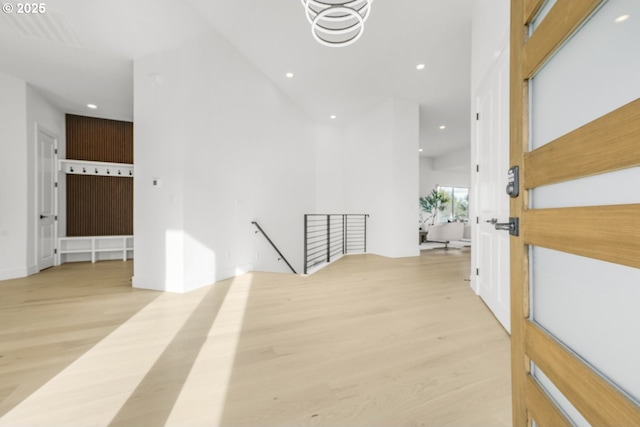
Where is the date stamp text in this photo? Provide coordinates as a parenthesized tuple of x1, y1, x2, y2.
(2, 3, 47, 14)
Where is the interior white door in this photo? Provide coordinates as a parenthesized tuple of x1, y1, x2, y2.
(474, 46, 510, 333)
(37, 127, 56, 271)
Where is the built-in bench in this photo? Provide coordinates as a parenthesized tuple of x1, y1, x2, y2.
(57, 235, 133, 265)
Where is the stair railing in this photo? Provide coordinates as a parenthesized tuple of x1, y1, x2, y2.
(251, 221, 297, 274)
(304, 214, 369, 274)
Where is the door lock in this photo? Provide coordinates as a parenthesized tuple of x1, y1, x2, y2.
(506, 166, 519, 198)
(494, 217, 519, 236)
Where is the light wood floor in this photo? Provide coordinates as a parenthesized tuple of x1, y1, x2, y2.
(0, 250, 511, 427)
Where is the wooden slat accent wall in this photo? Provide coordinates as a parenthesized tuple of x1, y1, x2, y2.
(66, 115, 133, 164)
(67, 176, 133, 236)
(66, 115, 133, 237)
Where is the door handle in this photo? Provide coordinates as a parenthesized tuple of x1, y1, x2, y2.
(493, 217, 519, 236)
(494, 222, 512, 231)
(486, 218, 498, 224)
(40, 215, 49, 219)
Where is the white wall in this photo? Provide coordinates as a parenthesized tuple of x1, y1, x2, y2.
(471, 0, 511, 96)
(0, 73, 29, 281)
(419, 151, 471, 197)
(133, 30, 316, 292)
(316, 98, 419, 259)
(0, 75, 66, 281)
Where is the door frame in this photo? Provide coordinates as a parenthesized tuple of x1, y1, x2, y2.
(34, 122, 59, 270)
(510, 0, 640, 425)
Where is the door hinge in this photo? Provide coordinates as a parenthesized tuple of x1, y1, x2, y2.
(54, 149, 58, 155)
(55, 215, 58, 221)
(476, 217, 479, 224)
(54, 182, 58, 188)
(476, 268, 479, 276)
(476, 113, 480, 120)
(476, 164, 479, 172)
(54, 248, 57, 254)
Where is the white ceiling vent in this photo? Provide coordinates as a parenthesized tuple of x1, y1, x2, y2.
(1, 9, 81, 48)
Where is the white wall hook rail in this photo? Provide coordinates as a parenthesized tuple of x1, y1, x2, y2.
(59, 159, 134, 178)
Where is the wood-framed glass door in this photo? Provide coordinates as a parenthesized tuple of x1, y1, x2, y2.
(510, 0, 640, 425)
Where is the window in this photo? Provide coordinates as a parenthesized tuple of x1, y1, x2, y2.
(436, 186, 469, 222)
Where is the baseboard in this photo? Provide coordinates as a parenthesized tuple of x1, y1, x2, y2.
(27, 264, 38, 276)
(0, 266, 29, 281)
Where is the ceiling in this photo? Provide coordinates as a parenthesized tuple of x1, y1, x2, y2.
(0, 0, 475, 158)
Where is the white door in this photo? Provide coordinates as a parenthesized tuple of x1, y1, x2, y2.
(37, 127, 56, 271)
(473, 46, 510, 333)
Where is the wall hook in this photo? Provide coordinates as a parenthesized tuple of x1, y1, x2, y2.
(83, 167, 86, 173)
(107, 169, 110, 175)
(118, 170, 121, 175)
(95, 168, 99, 174)
(70, 167, 74, 172)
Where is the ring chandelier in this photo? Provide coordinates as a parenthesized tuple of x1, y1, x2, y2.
(301, 0, 374, 47)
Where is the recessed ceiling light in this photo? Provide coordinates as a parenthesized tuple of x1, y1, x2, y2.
(439, 125, 446, 130)
(286, 72, 294, 78)
(416, 64, 426, 70)
(615, 14, 630, 23)
(87, 104, 98, 109)
(330, 115, 336, 119)
(419, 148, 423, 152)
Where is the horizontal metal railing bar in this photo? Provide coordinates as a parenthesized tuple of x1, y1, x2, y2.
(308, 238, 328, 246)
(308, 249, 328, 259)
(308, 256, 326, 265)
(307, 234, 328, 240)
(307, 246, 328, 256)
(308, 247, 327, 256)
(307, 236, 327, 243)
(308, 255, 327, 264)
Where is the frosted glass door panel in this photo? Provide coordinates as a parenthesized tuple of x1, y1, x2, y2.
(530, 167, 640, 209)
(531, 247, 640, 403)
(531, 0, 640, 149)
